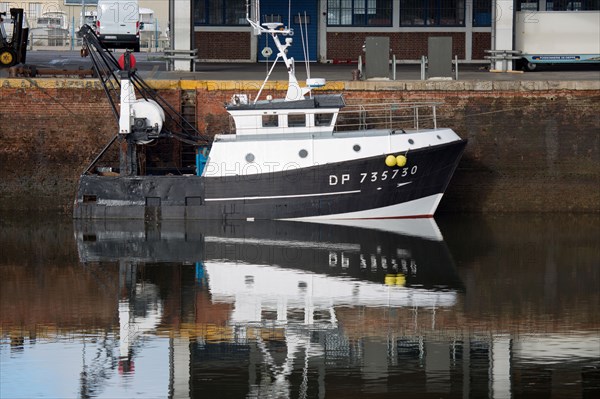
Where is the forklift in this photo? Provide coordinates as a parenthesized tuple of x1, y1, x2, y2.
(0, 8, 28, 68)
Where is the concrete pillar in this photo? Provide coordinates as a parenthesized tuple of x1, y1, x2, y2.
(492, 0, 515, 70)
(465, 0, 473, 61)
(318, 0, 327, 62)
(171, 0, 193, 71)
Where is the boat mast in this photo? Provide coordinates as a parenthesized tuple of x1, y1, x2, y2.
(246, 0, 309, 102)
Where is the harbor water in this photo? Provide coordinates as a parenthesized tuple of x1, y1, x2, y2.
(1, 212, 599, 398)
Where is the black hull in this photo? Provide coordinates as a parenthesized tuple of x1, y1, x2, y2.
(74, 140, 467, 220)
(74, 219, 463, 291)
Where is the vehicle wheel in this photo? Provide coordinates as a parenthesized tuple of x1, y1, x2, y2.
(0, 47, 18, 67)
(524, 61, 537, 72)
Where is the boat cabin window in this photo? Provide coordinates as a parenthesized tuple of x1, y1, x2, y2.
(315, 113, 334, 127)
(38, 18, 62, 25)
(288, 113, 306, 127)
(262, 114, 279, 127)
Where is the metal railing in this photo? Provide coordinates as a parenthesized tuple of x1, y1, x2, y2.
(225, 101, 443, 135)
(25, 32, 168, 52)
(335, 102, 442, 132)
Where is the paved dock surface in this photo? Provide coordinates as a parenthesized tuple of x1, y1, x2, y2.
(2, 49, 599, 82)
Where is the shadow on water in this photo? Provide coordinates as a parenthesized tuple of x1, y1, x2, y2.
(1, 211, 599, 398)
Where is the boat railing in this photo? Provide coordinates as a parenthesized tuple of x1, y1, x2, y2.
(335, 102, 442, 132)
(226, 101, 443, 135)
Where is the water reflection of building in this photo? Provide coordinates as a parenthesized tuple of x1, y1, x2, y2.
(1, 217, 599, 398)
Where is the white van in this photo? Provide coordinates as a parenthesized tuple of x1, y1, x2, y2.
(96, 0, 140, 52)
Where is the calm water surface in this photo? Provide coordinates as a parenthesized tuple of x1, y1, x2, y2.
(1, 213, 599, 399)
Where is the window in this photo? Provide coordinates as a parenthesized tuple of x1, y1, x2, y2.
(262, 114, 279, 127)
(288, 114, 306, 127)
(517, 1, 539, 11)
(194, 0, 248, 26)
(472, 0, 491, 26)
(400, 0, 465, 27)
(327, 0, 393, 26)
(315, 113, 334, 126)
(28, 3, 42, 21)
(547, 0, 600, 10)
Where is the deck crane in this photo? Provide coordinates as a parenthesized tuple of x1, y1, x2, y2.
(78, 25, 210, 176)
(0, 8, 28, 68)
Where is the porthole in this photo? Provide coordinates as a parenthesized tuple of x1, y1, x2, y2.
(245, 153, 255, 163)
(353, 144, 361, 152)
(408, 139, 415, 145)
(299, 149, 308, 158)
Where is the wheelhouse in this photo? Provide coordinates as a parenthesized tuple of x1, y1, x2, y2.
(226, 94, 346, 136)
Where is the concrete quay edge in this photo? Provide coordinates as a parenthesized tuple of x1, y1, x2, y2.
(1, 78, 599, 91)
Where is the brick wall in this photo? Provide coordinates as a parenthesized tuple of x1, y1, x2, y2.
(196, 31, 252, 60)
(0, 83, 113, 211)
(472, 32, 491, 60)
(195, 31, 488, 62)
(327, 32, 467, 61)
(1, 79, 598, 213)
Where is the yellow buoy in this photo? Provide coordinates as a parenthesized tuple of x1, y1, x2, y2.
(396, 155, 407, 167)
(385, 155, 397, 167)
(395, 273, 406, 286)
(384, 274, 396, 286)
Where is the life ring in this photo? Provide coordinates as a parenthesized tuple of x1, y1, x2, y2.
(261, 47, 273, 58)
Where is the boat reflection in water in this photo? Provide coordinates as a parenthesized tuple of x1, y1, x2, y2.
(2, 214, 599, 398)
(74, 218, 463, 397)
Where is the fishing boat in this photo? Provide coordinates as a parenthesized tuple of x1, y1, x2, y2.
(29, 11, 69, 46)
(73, 1, 467, 221)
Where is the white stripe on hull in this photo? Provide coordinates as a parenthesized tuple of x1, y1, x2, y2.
(205, 189, 361, 202)
(283, 194, 444, 220)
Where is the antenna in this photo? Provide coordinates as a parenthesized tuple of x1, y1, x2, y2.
(304, 12, 310, 79)
(245, 0, 323, 102)
(299, 13, 309, 75)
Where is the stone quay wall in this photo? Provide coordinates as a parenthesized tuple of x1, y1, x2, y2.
(0, 78, 598, 214)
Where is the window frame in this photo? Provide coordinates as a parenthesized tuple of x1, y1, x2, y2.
(327, 0, 393, 27)
(399, 0, 466, 27)
(287, 113, 306, 128)
(262, 114, 279, 128)
(194, 0, 249, 26)
(315, 113, 334, 127)
(472, 0, 492, 27)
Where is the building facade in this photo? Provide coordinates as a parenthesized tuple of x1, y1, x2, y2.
(191, 0, 600, 64)
(2, 0, 598, 64)
(194, 0, 494, 62)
